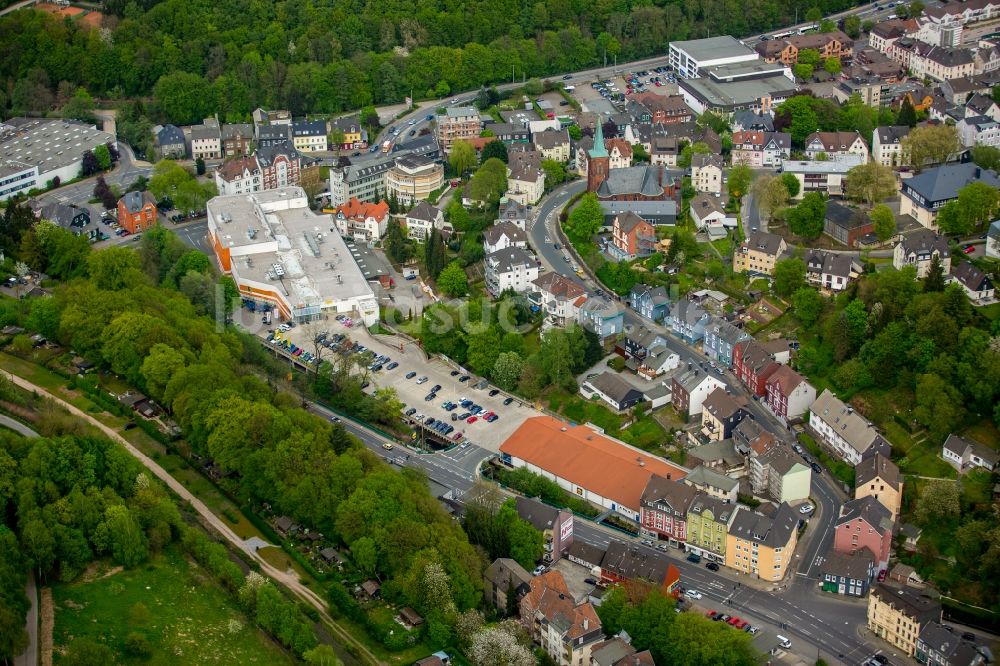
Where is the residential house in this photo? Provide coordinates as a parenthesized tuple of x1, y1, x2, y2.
(868, 584, 942, 657)
(916, 621, 989, 666)
(834, 496, 894, 570)
(730, 131, 791, 168)
(404, 201, 449, 241)
(189, 119, 223, 160)
(872, 125, 912, 166)
(581, 372, 644, 412)
(948, 262, 995, 303)
(257, 144, 302, 189)
(485, 247, 539, 298)
(221, 123, 254, 158)
(116, 191, 158, 234)
(733, 232, 788, 276)
(890, 563, 925, 588)
(782, 155, 867, 198)
(520, 571, 604, 666)
(957, 115, 1000, 148)
(621, 326, 667, 362)
(690, 153, 724, 194)
(684, 464, 739, 502)
(966, 92, 1000, 121)
(732, 110, 775, 132)
(703, 318, 751, 368)
(855, 454, 904, 522)
(567, 541, 606, 571)
(689, 194, 737, 234)
(634, 345, 680, 380)
(154, 124, 186, 159)
(752, 444, 812, 503)
(665, 298, 710, 344)
(332, 197, 389, 242)
(252, 108, 292, 134)
(755, 31, 854, 66)
(893, 229, 952, 277)
(820, 547, 876, 597)
(515, 497, 574, 564)
(291, 120, 328, 153)
(330, 116, 367, 150)
(989, 218, 1000, 259)
(214, 156, 261, 196)
(256, 124, 291, 149)
(900, 163, 1000, 228)
(805, 249, 864, 292)
(533, 129, 571, 163)
(599, 199, 679, 227)
(497, 199, 528, 230)
(809, 389, 892, 466)
(590, 638, 655, 666)
(685, 493, 738, 561)
(631, 92, 695, 124)
(824, 202, 875, 247)
(531, 273, 588, 326)
(490, 123, 530, 145)
(650, 136, 680, 167)
(578, 297, 625, 343)
(640, 476, 698, 546)
(629, 284, 670, 323)
(726, 503, 800, 581)
(606, 138, 633, 171)
(483, 222, 528, 254)
(507, 155, 546, 205)
(733, 340, 781, 397)
(804, 131, 870, 161)
(701, 388, 751, 442)
(687, 438, 746, 478)
(436, 107, 481, 154)
(484, 558, 532, 613)
(610, 211, 657, 259)
(386, 155, 445, 206)
(942, 433, 999, 473)
(36, 201, 90, 234)
(600, 541, 682, 594)
(671, 369, 726, 418)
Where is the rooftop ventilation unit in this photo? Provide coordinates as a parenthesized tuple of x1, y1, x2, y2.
(272, 263, 285, 277)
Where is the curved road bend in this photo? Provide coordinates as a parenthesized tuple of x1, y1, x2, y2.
(0, 370, 383, 666)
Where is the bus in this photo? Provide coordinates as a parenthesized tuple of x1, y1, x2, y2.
(772, 30, 794, 39)
(798, 23, 819, 34)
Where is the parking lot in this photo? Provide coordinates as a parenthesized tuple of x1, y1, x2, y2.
(568, 65, 680, 112)
(270, 318, 542, 452)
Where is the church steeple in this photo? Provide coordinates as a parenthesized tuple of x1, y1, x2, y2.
(589, 116, 608, 159)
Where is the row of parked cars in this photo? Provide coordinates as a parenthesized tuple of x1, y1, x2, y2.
(268, 330, 319, 364)
(705, 611, 762, 636)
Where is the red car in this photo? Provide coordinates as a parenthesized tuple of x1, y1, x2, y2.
(466, 416, 478, 424)
(727, 616, 742, 626)
(963, 244, 976, 254)
(706, 610, 717, 619)
(732, 619, 748, 630)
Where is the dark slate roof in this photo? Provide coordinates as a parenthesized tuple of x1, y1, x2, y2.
(586, 372, 643, 405)
(742, 231, 784, 256)
(899, 228, 950, 258)
(596, 165, 664, 198)
(600, 540, 677, 586)
(904, 163, 1000, 202)
(825, 201, 870, 230)
(515, 496, 562, 532)
(951, 261, 994, 292)
(821, 546, 875, 580)
(156, 124, 185, 146)
(855, 453, 902, 490)
(256, 143, 299, 167)
(838, 496, 894, 534)
(641, 475, 698, 512)
(733, 110, 774, 132)
(407, 201, 441, 222)
(875, 125, 910, 144)
(121, 190, 154, 214)
(568, 540, 607, 566)
(872, 583, 941, 624)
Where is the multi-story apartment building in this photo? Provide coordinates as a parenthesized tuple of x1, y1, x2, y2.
(893, 229, 952, 277)
(690, 153, 724, 194)
(484, 247, 539, 298)
(733, 231, 788, 275)
(190, 118, 223, 160)
(730, 131, 791, 167)
(332, 197, 389, 242)
(291, 120, 328, 153)
(808, 389, 891, 466)
(868, 584, 941, 657)
(214, 156, 262, 196)
(685, 493, 737, 561)
(872, 125, 911, 166)
(257, 145, 301, 190)
(520, 571, 604, 666)
(725, 503, 799, 582)
(803, 131, 870, 161)
(117, 191, 158, 234)
(221, 123, 254, 158)
(855, 454, 903, 522)
(639, 475, 698, 547)
(386, 155, 444, 206)
(436, 106, 481, 154)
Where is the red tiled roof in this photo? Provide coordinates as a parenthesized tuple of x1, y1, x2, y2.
(335, 196, 389, 221)
(217, 156, 260, 181)
(765, 364, 807, 396)
(500, 416, 687, 512)
(521, 571, 602, 640)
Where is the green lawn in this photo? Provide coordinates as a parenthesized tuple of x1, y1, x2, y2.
(52, 545, 297, 666)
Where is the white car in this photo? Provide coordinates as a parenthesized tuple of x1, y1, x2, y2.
(416, 376, 428, 384)
(532, 565, 546, 576)
(799, 504, 815, 515)
(686, 589, 703, 600)
(408, 119, 416, 125)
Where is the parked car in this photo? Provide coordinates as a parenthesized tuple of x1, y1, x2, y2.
(705, 561, 720, 571)
(386, 361, 399, 370)
(799, 504, 815, 515)
(503, 397, 514, 406)
(416, 376, 428, 384)
(406, 371, 417, 379)
(686, 589, 703, 600)
(811, 462, 823, 474)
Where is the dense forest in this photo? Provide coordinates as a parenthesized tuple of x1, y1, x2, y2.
(0, 209, 488, 650)
(2, 0, 861, 123)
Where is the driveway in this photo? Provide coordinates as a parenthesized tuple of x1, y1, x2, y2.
(13, 573, 37, 666)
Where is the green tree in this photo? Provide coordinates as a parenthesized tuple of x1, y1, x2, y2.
(805, 7, 823, 22)
(793, 63, 814, 81)
(96, 505, 149, 567)
(923, 254, 946, 293)
(971, 145, 1000, 171)
(304, 645, 343, 666)
(61, 639, 116, 666)
(449, 139, 476, 177)
(727, 165, 752, 199)
(61, 87, 95, 123)
(329, 129, 346, 155)
(94, 143, 112, 171)
(819, 18, 836, 32)
(753, 175, 789, 220)
(902, 124, 961, 168)
(792, 288, 824, 327)
(424, 227, 447, 278)
(384, 220, 410, 264)
(788, 192, 826, 239)
(541, 159, 567, 188)
(195, 157, 206, 176)
(351, 536, 378, 576)
(538, 328, 580, 391)
(492, 352, 524, 390)
(466, 326, 501, 376)
(781, 172, 801, 198)
(565, 193, 604, 244)
(871, 204, 896, 241)
(153, 71, 215, 125)
(936, 182, 1000, 234)
(843, 15, 862, 38)
(141, 343, 187, 401)
(776, 96, 819, 146)
(897, 97, 917, 127)
(87, 246, 142, 290)
(437, 262, 468, 297)
(567, 125, 582, 141)
(468, 158, 507, 205)
(773, 258, 807, 298)
(678, 142, 710, 169)
(914, 479, 961, 524)
(846, 162, 897, 205)
(480, 140, 508, 164)
(823, 57, 841, 75)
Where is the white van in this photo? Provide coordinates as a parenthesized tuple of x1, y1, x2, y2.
(776, 636, 792, 649)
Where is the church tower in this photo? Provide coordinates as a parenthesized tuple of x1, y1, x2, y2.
(586, 118, 610, 193)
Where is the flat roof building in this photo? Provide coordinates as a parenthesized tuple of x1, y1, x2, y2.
(207, 187, 378, 325)
(678, 61, 798, 115)
(668, 36, 759, 78)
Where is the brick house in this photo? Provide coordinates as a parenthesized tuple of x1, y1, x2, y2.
(117, 191, 158, 234)
(610, 212, 657, 259)
(733, 340, 780, 397)
(764, 364, 816, 423)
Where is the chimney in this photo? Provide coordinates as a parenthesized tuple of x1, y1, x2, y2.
(584, 618, 589, 630)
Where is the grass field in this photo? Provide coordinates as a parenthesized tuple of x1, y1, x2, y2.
(52, 545, 297, 665)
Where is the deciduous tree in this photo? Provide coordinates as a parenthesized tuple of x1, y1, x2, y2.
(450, 139, 476, 176)
(845, 162, 896, 205)
(774, 258, 807, 298)
(902, 124, 961, 168)
(870, 204, 896, 241)
(437, 261, 468, 297)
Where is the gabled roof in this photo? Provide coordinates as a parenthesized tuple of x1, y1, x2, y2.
(406, 201, 441, 222)
(515, 496, 563, 533)
(334, 196, 388, 221)
(687, 492, 736, 522)
(855, 453, 902, 490)
(728, 502, 798, 549)
(120, 190, 155, 214)
(897, 228, 950, 258)
(741, 231, 785, 256)
(615, 211, 650, 235)
(601, 541, 681, 587)
(702, 387, 748, 422)
(641, 475, 698, 513)
(521, 571, 602, 641)
(533, 272, 587, 301)
(596, 165, 665, 198)
(691, 152, 723, 169)
(499, 199, 528, 220)
(838, 496, 894, 534)
(485, 246, 535, 273)
(943, 433, 1000, 466)
(821, 546, 875, 580)
(809, 389, 885, 455)
(825, 201, 870, 230)
(690, 193, 726, 219)
(155, 124, 185, 146)
(903, 163, 1000, 203)
(875, 125, 910, 145)
(484, 221, 527, 247)
(586, 372, 643, 406)
(684, 464, 739, 493)
(805, 131, 865, 151)
(733, 418, 775, 455)
(951, 261, 994, 292)
(221, 123, 253, 140)
(871, 583, 941, 624)
(217, 155, 260, 182)
(500, 417, 687, 511)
